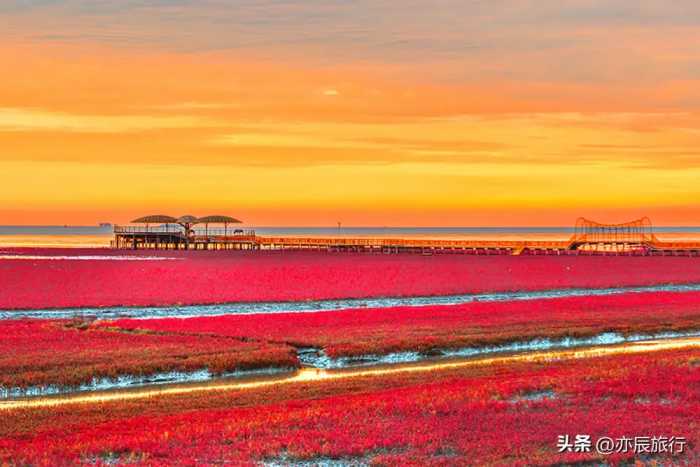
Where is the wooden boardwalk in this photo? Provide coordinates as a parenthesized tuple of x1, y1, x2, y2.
(113, 226, 700, 256)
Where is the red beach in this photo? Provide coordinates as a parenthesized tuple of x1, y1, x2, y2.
(3, 248, 700, 310)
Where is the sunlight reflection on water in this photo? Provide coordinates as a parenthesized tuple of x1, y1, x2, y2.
(3, 335, 699, 411)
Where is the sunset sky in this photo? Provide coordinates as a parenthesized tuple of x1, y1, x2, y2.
(2, 1, 700, 226)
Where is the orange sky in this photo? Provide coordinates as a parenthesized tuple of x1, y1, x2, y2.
(1, 1, 700, 226)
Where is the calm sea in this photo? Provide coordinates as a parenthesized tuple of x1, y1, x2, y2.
(2, 225, 700, 248)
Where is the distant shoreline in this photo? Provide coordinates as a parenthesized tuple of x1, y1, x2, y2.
(3, 225, 700, 249)
(3, 225, 700, 233)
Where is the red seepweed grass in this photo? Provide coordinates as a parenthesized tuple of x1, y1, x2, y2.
(110, 290, 700, 359)
(0, 319, 296, 389)
(2, 248, 700, 309)
(1, 346, 698, 465)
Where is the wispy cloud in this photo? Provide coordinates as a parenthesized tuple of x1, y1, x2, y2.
(7, 0, 700, 84)
(0, 107, 221, 133)
(145, 101, 241, 111)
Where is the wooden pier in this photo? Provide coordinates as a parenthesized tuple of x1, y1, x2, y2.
(112, 226, 258, 250)
(113, 216, 700, 257)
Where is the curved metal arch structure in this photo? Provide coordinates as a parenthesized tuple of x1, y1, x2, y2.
(570, 217, 657, 250)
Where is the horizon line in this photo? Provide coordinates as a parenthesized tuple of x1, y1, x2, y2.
(3, 224, 700, 229)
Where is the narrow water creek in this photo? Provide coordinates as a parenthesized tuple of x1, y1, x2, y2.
(3, 283, 700, 320)
(3, 331, 700, 409)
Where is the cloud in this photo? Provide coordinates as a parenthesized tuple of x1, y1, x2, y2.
(0, 0, 60, 13)
(146, 101, 241, 111)
(0, 107, 221, 133)
(8, 0, 700, 82)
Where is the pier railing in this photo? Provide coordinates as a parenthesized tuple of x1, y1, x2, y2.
(195, 228, 256, 236)
(114, 225, 182, 234)
(255, 236, 569, 248)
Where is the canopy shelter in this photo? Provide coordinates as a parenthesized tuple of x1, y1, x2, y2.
(197, 215, 242, 236)
(118, 213, 248, 250)
(130, 214, 243, 237)
(131, 214, 178, 232)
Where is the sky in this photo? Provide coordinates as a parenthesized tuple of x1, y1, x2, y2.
(1, 0, 700, 226)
